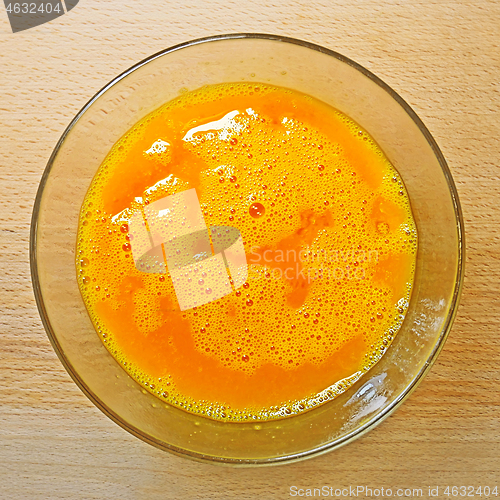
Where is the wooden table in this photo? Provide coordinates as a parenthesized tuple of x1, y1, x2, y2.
(1, 1, 498, 498)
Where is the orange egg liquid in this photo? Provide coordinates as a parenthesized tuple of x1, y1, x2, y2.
(76, 83, 417, 421)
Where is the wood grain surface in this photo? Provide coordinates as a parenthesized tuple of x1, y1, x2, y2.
(0, 1, 499, 499)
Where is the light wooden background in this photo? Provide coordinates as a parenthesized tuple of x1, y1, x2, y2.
(0, 1, 498, 499)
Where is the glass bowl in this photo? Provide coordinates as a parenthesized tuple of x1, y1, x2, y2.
(30, 34, 465, 466)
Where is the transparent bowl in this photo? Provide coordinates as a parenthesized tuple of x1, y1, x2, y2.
(30, 34, 465, 466)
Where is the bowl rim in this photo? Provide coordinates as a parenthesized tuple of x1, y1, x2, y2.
(30, 32, 466, 467)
